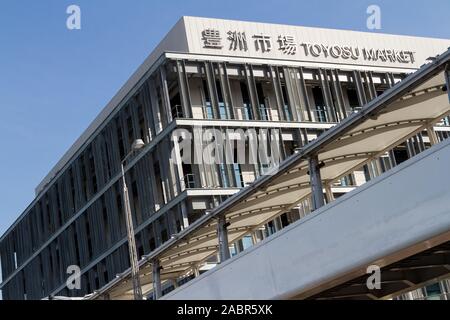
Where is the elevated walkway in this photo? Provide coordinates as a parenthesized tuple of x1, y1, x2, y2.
(163, 138, 450, 299)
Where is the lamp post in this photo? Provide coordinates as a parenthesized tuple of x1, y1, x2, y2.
(121, 139, 145, 300)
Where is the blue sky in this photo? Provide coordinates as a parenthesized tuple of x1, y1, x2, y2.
(0, 0, 449, 236)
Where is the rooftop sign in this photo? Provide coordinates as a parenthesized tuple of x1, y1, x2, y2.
(201, 28, 416, 64)
(182, 17, 450, 69)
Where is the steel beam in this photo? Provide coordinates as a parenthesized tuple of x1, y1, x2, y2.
(152, 260, 162, 299)
(269, 65, 285, 120)
(244, 64, 260, 120)
(353, 70, 367, 106)
(298, 67, 313, 121)
(308, 155, 325, 211)
(176, 60, 192, 118)
(159, 65, 173, 125)
(217, 215, 231, 263)
(121, 162, 143, 300)
(445, 66, 450, 103)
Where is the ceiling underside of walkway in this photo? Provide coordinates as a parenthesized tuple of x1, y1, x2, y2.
(306, 239, 450, 300)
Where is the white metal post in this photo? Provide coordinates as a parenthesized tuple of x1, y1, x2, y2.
(251, 232, 258, 245)
(427, 125, 438, 146)
(325, 184, 335, 203)
(192, 264, 200, 277)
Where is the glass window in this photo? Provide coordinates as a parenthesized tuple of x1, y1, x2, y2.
(312, 87, 328, 122)
(202, 80, 214, 119)
(239, 81, 253, 120)
(241, 236, 253, 250)
(281, 84, 292, 121)
(426, 283, 442, 299)
(233, 164, 244, 188)
(219, 164, 230, 188)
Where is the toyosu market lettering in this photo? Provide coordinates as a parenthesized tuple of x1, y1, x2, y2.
(300, 43, 360, 60)
(201, 29, 416, 64)
(301, 43, 415, 64)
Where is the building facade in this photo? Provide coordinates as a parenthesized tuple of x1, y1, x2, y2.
(1, 17, 450, 300)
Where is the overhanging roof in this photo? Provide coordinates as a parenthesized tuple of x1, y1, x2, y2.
(87, 47, 450, 300)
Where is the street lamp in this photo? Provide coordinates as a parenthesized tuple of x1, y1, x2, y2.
(121, 139, 146, 300)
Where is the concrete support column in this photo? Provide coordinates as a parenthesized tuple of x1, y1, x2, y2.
(152, 260, 162, 300)
(217, 215, 231, 263)
(308, 155, 325, 211)
(427, 125, 438, 146)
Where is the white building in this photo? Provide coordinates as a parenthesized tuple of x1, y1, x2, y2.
(1, 16, 450, 300)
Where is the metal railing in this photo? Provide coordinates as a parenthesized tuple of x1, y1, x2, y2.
(202, 103, 214, 119)
(413, 292, 450, 300)
(234, 104, 253, 120)
(171, 104, 184, 119)
(310, 106, 331, 123)
(258, 104, 272, 121)
(436, 116, 450, 127)
(183, 173, 196, 189)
